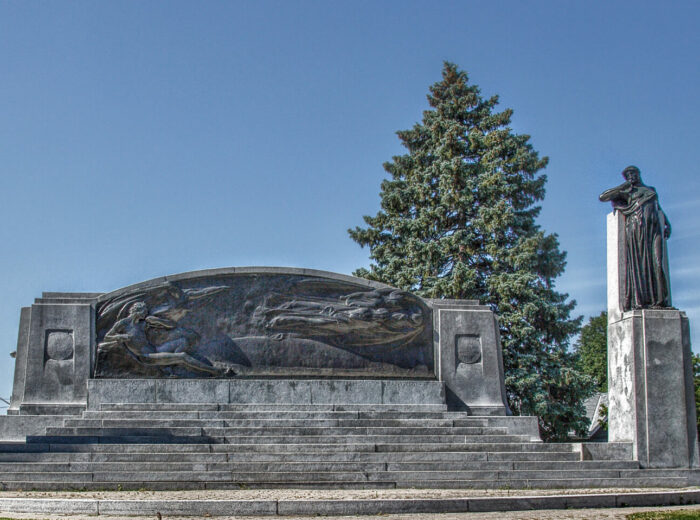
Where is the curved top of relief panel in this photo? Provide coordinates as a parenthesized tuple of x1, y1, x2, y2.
(97, 267, 396, 304)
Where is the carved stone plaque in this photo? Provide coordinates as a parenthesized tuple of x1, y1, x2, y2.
(45, 330, 74, 361)
(456, 334, 481, 365)
(94, 269, 433, 379)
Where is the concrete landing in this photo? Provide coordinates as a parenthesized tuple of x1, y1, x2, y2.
(0, 488, 699, 516)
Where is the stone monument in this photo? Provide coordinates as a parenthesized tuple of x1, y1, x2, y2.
(2, 267, 511, 440)
(600, 166, 698, 468)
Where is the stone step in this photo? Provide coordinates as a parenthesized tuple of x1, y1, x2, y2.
(99, 403, 449, 412)
(0, 452, 228, 462)
(371, 469, 631, 481)
(27, 429, 216, 442)
(397, 477, 694, 489)
(96, 407, 490, 420)
(37, 431, 532, 445)
(486, 451, 581, 461)
(619, 469, 700, 478)
(14, 441, 578, 454)
(217, 451, 584, 463)
(0, 460, 639, 474)
(0, 469, 684, 486)
(0, 450, 588, 466)
(1, 472, 95, 482)
(0, 476, 693, 491)
(386, 461, 640, 471)
(88, 410, 478, 420)
(59, 422, 509, 436)
(0, 468, 647, 483)
(8, 440, 579, 456)
(0, 462, 73, 472)
(374, 442, 576, 453)
(2, 443, 216, 453)
(74, 416, 488, 427)
(46, 427, 206, 437)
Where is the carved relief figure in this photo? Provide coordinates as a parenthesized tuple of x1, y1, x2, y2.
(599, 166, 672, 310)
(253, 287, 426, 347)
(94, 274, 434, 378)
(98, 301, 221, 375)
(98, 282, 227, 330)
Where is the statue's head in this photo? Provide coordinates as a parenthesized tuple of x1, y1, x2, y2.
(622, 165, 641, 184)
(129, 302, 148, 320)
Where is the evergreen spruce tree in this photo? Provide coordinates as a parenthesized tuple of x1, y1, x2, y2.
(349, 62, 594, 440)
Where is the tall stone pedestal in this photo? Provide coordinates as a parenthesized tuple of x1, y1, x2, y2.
(608, 309, 698, 468)
(607, 212, 698, 468)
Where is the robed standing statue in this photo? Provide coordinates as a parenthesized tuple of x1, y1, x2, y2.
(599, 166, 672, 311)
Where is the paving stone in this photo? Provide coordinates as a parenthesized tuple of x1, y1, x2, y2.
(97, 498, 277, 516)
(0, 498, 98, 514)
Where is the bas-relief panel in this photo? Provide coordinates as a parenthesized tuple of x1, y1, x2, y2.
(94, 274, 433, 379)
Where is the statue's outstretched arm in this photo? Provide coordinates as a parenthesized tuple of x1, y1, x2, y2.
(145, 315, 176, 329)
(102, 319, 129, 343)
(599, 181, 630, 203)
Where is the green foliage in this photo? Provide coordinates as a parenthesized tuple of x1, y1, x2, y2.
(349, 62, 594, 441)
(694, 353, 700, 434)
(597, 402, 608, 431)
(575, 311, 608, 392)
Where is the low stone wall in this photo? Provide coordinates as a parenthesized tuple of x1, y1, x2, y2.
(86, 378, 446, 408)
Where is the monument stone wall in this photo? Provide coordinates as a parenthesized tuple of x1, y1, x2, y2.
(3, 267, 511, 440)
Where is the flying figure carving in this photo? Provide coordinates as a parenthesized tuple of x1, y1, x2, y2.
(98, 301, 221, 375)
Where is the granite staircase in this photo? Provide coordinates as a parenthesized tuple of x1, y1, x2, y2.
(0, 402, 696, 491)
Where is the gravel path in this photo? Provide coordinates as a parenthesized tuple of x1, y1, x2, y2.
(1, 504, 700, 520)
(0, 487, 695, 500)
(1, 488, 699, 519)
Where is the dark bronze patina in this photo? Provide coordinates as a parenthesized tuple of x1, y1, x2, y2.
(94, 272, 432, 378)
(600, 166, 672, 311)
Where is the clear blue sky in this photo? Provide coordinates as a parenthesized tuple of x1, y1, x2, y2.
(1, 1, 699, 406)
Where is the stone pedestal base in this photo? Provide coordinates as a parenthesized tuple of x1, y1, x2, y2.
(429, 300, 510, 415)
(608, 309, 698, 468)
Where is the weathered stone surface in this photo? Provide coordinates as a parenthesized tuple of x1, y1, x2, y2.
(156, 379, 229, 404)
(98, 499, 277, 516)
(85, 379, 447, 409)
(7, 307, 31, 415)
(21, 301, 95, 411)
(87, 379, 157, 407)
(429, 300, 509, 415)
(0, 498, 98, 514)
(580, 442, 634, 461)
(0, 415, 68, 442)
(607, 211, 626, 322)
(608, 309, 698, 468)
(382, 380, 445, 405)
